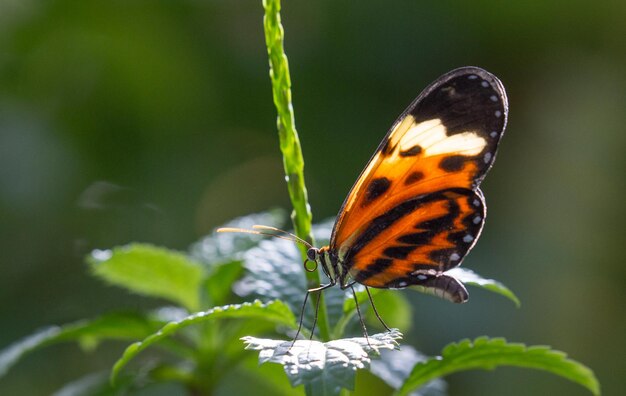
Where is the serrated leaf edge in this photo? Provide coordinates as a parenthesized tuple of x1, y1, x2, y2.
(396, 337, 600, 396)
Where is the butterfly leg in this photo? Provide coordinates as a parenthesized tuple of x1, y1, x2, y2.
(292, 283, 334, 347)
(309, 292, 323, 341)
(365, 286, 391, 332)
(350, 284, 371, 347)
(291, 291, 310, 347)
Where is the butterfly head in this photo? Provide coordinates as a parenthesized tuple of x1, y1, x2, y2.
(305, 246, 340, 285)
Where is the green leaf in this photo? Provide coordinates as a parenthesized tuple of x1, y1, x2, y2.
(242, 329, 402, 396)
(396, 337, 600, 396)
(111, 300, 296, 384)
(89, 243, 206, 311)
(370, 346, 446, 396)
(52, 365, 180, 396)
(204, 260, 243, 306)
(0, 327, 61, 378)
(0, 312, 166, 378)
(447, 267, 521, 307)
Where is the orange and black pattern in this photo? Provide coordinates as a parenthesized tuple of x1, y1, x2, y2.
(326, 66, 508, 302)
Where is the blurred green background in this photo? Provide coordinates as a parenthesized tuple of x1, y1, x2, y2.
(1, 0, 624, 395)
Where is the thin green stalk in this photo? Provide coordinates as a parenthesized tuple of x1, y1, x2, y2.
(261, 0, 331, 342)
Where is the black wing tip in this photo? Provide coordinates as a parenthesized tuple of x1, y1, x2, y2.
(438, 65, 506, 91)
(436, 66, 510, 178)
(443, 66, 504, 85)
(445, 66, 509, 115)
(414, 66, 508, 119)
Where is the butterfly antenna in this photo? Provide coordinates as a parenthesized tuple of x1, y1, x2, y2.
(252, 225, 313, 249)
(216, 226, 312, 249)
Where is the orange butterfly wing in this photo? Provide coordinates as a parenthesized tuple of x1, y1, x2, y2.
(329, 67, 508, 302)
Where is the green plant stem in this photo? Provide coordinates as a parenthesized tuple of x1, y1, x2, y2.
(261, 0, 331, 342)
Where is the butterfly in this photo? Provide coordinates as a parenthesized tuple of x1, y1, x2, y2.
(220, 66, 508, 333)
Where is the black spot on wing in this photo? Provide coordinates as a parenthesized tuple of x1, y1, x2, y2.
(404, 171, 424, 185)
(364, 177, 391, 204)
(399, 145, 422, 157)
(439, 155, 466, 172)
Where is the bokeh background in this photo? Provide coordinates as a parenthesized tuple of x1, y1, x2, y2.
(1, 1, 624, 395)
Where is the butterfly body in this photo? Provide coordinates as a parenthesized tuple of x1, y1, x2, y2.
(309, 66, 508, 304)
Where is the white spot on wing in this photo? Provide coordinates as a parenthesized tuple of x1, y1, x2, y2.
(490, 95, 498, 102)
(468, 75, 478, 80)
(473, 216, 482, 224)
(495, 110, 502, 117)
(481, 81, 489, 87)
(450, 253, 461, 261)
(463, 234, 474, 243)
(426, 132, 487, 156)
(484, 152, 492, 163)
(490, 131, 498, 138)
(399, 118, 487, 157)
